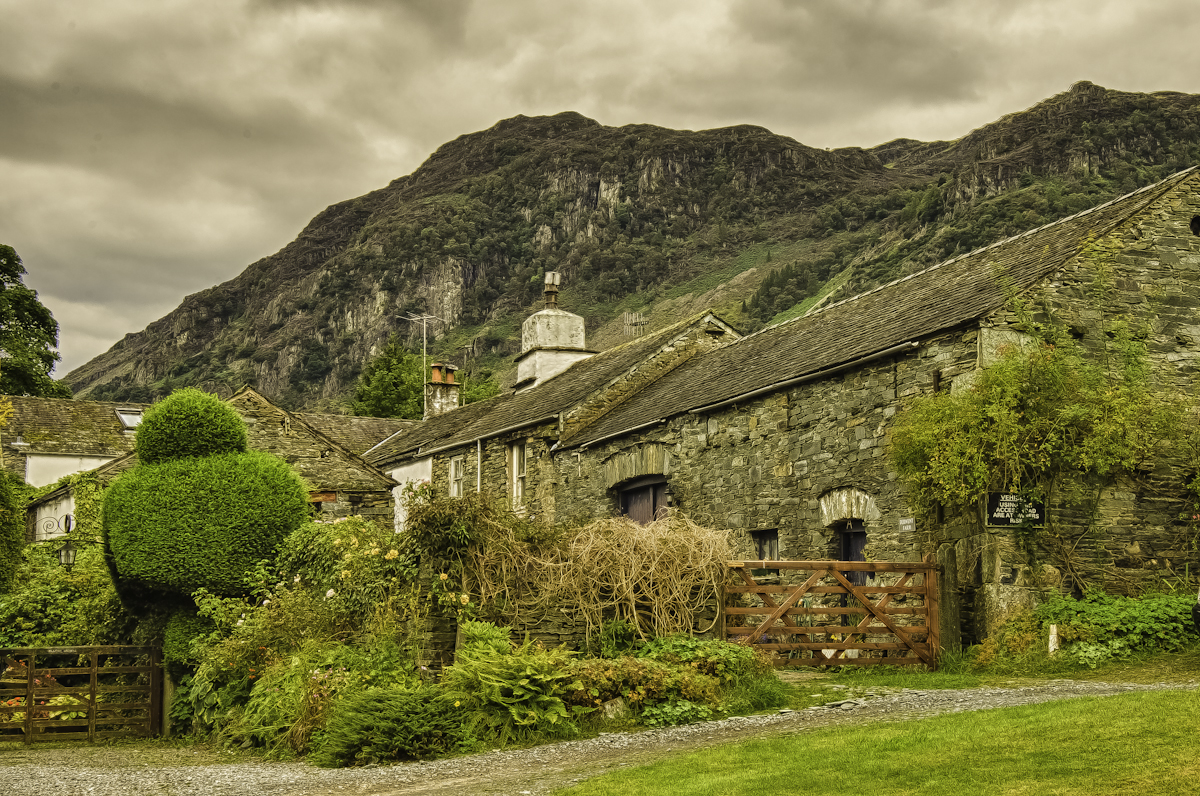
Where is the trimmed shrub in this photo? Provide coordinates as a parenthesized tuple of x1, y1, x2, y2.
(311, 687, 469, 767)
(163, 610, 216, 672)
(135, 388, 248, 464)
(104, 450, 310, 596)
(0, 471, 24, 592)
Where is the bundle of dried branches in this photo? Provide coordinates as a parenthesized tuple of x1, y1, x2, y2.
(463, 513, 732, 639)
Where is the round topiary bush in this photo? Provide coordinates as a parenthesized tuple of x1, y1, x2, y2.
(103, 450, 310, 596)
(135, 388, 248, 465)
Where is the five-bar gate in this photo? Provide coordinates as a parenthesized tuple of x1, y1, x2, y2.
(722, 558, 940, 669)
(0, 646, 162, 744)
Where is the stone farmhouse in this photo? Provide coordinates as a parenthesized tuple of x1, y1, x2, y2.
(365, 166, 1200, 647)
(22, 387, 410, 542)
(10, 167, 1200, 648)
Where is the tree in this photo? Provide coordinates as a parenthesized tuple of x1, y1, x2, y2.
(352, 336, 423, 419)
(0, 244, 71, 397)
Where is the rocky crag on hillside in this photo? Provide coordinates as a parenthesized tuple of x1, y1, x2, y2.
(65, 81, 1200, 410)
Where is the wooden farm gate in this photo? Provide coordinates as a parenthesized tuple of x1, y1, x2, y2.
(722, 559, 940, 669)
(0, 646, 162, 744)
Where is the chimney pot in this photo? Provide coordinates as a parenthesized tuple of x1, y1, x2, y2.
(543, 271, 561, 309)
(424, 362, 461, 419)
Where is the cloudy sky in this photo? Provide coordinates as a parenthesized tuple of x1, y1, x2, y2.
(5, 0, 1200, 376)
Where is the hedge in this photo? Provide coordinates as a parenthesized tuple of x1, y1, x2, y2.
(163, 609, 217, 672)
(136, 388, 248, 464)
(0, 471, 23, 592)
(103, 450, 309, 597)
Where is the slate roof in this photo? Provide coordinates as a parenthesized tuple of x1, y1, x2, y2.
(561, 166, 1200, 449)
(68, 389, 397, 493)
(1, 396, 149, 457)
(364, 314, 731, 467)
(296, 413, 417, 456)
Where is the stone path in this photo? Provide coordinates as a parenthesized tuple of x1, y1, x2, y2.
(2, 678, 1193, 796)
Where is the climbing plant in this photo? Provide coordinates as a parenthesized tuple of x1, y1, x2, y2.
(891, 319, 1185, 517)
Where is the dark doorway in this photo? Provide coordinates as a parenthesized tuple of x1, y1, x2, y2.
(619, 476, 667, 525)
(838, 518, 868, 585)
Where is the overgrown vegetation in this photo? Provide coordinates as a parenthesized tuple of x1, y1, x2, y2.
(0, 471, 23, 592)
(974, 591, 1200, 672)
(132, 488, 782, 766)
(405, 489, 732, 639)
(892, 318, 1183, 516)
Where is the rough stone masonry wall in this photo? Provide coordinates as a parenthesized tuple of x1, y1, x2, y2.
(966, 182, 1200, 621)
(915, 183, 1200, 642)
(553, 329, 979, 647)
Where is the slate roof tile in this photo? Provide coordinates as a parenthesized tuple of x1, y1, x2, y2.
(296, 413, 416, 456)
(1, 396, 148, 457)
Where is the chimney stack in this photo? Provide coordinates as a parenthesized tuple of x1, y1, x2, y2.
(425, 362, 460, 419)
(513, 272, 596, 391)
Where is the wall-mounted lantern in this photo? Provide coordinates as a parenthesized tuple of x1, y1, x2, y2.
(56, 539, 78, 571)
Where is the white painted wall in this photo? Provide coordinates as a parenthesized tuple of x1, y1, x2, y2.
(389, 457, 432, 532)
(25, 454, 114, 488)
(33, 492, 76, 541)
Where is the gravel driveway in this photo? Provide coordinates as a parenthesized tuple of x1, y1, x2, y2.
(3, 678, 1194, 796)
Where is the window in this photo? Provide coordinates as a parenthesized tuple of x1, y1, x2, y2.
(509, 442, 527, 509)
(449, 456, 465, 498)
(749, 528, 779, 561)
(115, 408, 143, 432)
(618, 476, 667, 525)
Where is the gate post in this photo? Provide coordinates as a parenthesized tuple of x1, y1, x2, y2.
(22, 652, 34, 745)
(925, 555, 941, 671)
(716, 576, 727, 641)
(149, 647, 163, 737)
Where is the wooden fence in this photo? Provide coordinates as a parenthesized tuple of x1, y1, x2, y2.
(722, 558, 940, 669)
(0, 646, 162, 744)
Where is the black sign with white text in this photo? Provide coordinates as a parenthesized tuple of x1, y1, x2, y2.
(986, 493, 1045, 527)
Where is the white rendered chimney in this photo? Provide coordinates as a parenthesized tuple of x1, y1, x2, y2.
(513, 272, 595, 391)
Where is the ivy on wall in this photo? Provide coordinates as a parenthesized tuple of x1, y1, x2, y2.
(891, 320, 1184, 514)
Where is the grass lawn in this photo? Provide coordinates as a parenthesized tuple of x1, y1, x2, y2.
(555, 689, 1200, 796)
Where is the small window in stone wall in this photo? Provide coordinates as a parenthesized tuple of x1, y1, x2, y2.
(618, 476, 667, 525)
(1190, 215, 1200, 236)
(509, 442, 527, 509)
(749, 528, 779, 561)
(449, 456, 465, 498)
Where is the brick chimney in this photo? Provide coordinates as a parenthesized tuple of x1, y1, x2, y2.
(425, 363, 460, 419)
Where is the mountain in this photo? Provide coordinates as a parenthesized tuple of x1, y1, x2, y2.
(65, 82, 1200, 409)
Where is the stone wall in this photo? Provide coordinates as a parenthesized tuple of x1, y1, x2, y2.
(401, 182, 1200, 648)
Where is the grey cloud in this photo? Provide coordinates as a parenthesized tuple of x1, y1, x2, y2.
(5, 0, 1200, 375)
